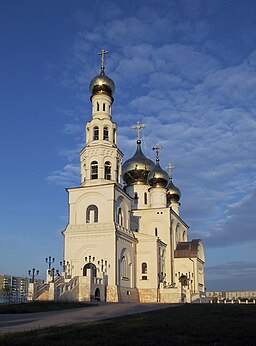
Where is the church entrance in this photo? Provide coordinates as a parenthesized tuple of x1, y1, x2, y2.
(83, 263, 96, 277)
(95, 288, 101, 301)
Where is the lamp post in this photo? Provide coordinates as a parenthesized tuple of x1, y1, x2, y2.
(28, 268, 39, 283)
(45, 256, 55, 270)
(48, 268, 60, 283)
(60, 260, 70, 278)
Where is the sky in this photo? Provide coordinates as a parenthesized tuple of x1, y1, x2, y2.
(0, 0, 256, 292)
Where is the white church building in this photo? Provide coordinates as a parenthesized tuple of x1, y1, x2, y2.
(41, 51, 205, 303)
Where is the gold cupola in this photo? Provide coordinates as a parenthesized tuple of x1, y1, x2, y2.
(147, 144, 169, 188)
(122, 139, 155, 185)
(89, 49, 115, 100)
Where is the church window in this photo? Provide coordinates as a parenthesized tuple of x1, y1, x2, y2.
(118, 208, 123, 226)
(103, 103, 106, 111)
(86, 205, 98, 223)
(103, 127, 109, 140)
(142, 262, 147, 280)
(121, 255, 128, 279)
(97, 102, 99, 111)
(91, 161, 98, 179)
(93, 126, 99, 140)
(134, 192, 138, 200)
(183, 231, 186, 241)
(113, 129, 116, 144)
(116, 160, 119, 183)
(142, 262, 147, 274)
(155, 227, 158, 237)
(144, 192, 147, 204)
(104, 161, 111, 180)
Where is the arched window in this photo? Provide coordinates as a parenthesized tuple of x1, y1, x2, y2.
(103, 103, 106, 111)
(97, 102, 99, 111)
(121, 255, 128, 279)
(118, 208, 123, 226)
(183, 231, 186, 241)
(103, 127, 109, 140)
(144, 192, 147, 205)
(93, 126, 99, 140)
(142, 262, 147, 274)
(86, 205, 98, 223)
(142, 262, 147, 280)
(155, 227, 158, 237)
(134, 192, 138, 200)
(91, 161, 98, 179)
(104, 161, 111, 180)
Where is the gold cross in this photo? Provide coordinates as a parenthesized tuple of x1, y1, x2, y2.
(132, 121, 146, 141)
(152, 144, 163, 162)
(166, 162, 175, 178)
(98, 49, 109, 70)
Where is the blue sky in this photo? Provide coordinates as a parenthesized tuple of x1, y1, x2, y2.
(1, 0, 256, 291)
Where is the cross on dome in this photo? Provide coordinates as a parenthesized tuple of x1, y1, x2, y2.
(98, 49, 109, 73)
(132, 121, 146, 141)
(152, 144, 163, 162)
(166, 162, 175, 178)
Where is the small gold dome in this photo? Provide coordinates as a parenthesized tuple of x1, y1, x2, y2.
(167, 178, 181, 202)
(147, 163, 169, 188)
(122, 140, 155, 185)
(89, 70, 115, 98)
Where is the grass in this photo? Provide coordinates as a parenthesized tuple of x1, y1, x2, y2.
(0, 301, 95, 314)
(1, 304, 256, 345)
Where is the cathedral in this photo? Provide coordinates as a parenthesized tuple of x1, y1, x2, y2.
(60, 51, 205, 303)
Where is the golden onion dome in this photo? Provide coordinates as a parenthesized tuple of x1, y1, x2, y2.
(122, 140, 155, 185)
(147, 162, 169, 188)
(167, 178, 181, 202)
(89, 68, 115, 99)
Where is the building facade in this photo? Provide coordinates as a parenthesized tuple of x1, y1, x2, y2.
(61, 52, 205, 303)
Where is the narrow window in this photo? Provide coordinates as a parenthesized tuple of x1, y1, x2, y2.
(103, 103, 106, 111)
(113, 129, 116, 144)
(118, 208, 123, 226)
(134, 192, 138, 200)
(86, 205, 98, 223)
(103, 127, 109, 140)
(142, 262, 147, 280)
(155, 227, 158, 237)
(91, 161, 98, 179)
(144, 192, 147, 205)
(104, 161, 111, 180)
(97, 102, 99, 111)
(93, 126, 99, 140)
(116, 160, 119, 183)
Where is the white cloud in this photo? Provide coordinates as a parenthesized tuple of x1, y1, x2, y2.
(47, 164, 80, 186)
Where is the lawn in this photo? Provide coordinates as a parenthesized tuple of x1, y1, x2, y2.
(0, 301, 94, 314)
(1, 304, 256, 345)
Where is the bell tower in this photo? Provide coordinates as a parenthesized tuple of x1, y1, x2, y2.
(80, 50, 123, 186)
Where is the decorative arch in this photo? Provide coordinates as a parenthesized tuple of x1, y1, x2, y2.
(83, 263, 96, 277)
(86, 205, 98, 223)
(120, 248, 132, 282)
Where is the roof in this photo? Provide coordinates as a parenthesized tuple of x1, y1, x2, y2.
(174, 239, 203, 259)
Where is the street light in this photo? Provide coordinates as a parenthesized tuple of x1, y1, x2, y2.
(28, 268, 39, 283)
(48, 268, 60, 283)
(60, 260, 70, 278)
(45, 256, 55, 270)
